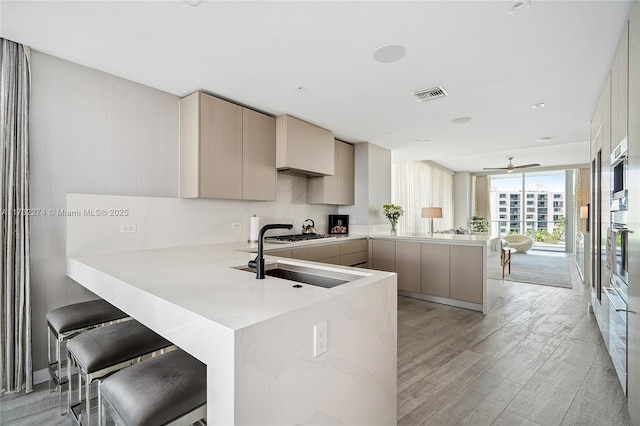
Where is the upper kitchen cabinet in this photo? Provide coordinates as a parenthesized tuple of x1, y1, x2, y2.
(611, 22, 629, 148)
(180, 92, 276, 200)
(242, 108, 277, 201)
(307, 139, 355, 205)
(275, 114, 334, 176)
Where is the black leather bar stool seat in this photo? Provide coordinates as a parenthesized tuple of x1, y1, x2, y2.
(67, 320, 171, 425)
(100, 349, 207, 426)
(46, 299, 127, 414)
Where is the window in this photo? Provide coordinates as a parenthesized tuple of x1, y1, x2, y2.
(499, 207, 507, 213)
(499, 200, 506, 206)
(499, 194, 506, 198)
(527, 207, 535, 213)
(553, 194, 562, 199)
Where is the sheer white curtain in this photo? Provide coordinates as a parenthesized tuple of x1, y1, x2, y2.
(392, 161, 453, 234)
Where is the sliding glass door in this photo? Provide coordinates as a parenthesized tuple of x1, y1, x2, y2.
(489, 171, 567, 251)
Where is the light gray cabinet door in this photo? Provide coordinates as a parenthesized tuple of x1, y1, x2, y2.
(396, 241, 420, 293)
(371, 239, 396, 272)
(200, 93, 243, 199)
(449, 245, 483, 304)
(420, 243, 449, 298)
(242, 108, 276, 201)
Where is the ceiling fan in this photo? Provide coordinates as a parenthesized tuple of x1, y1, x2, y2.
(483, 157, 541, 173)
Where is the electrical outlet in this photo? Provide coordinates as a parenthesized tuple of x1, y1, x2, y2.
(232, 222, 241, 229)
(120, 225, 136, 233)
(314, 322, 328, 357)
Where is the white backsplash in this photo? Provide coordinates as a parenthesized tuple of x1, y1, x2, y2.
(68, 174, 336, 256)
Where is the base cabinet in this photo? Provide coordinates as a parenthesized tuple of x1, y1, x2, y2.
(370, 239, 396, 272)
(369, 238, 486, 310)
(420, 243, 450, 298)
(450, 245, 483, 304)
(269, 239, 369, 268)
(396, 241, 421, 293)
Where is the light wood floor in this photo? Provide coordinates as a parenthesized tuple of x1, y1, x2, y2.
(1, 254, 631, 425)
(398, 254, 630, 425)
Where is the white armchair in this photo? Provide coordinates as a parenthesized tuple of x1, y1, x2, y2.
(503, 234, 534, 253)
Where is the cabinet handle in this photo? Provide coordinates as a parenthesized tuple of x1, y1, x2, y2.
(604, 287, 627, 312)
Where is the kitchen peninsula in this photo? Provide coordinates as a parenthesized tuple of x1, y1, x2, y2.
(369, 233, 502, 314)
(65, 194, 397, 426)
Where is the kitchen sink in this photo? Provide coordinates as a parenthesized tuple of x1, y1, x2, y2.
(234, 261, 367, 288)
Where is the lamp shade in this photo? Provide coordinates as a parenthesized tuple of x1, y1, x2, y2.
(422, 207, 443, 219)
(580, 205, 589, 219)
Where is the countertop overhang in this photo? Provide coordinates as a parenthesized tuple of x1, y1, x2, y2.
(67, 237, 393, 332)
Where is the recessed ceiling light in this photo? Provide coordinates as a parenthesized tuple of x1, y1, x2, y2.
(509, 0, 530, 14)
(183, 0, 204, 6)
(387, 132, 396, 136)
(293, 85, 306, 92)
(452, 117, 472, 125)
(373, 45, 406, 63)
(536, 137, 552, 143)
(532, 103, 545, 109)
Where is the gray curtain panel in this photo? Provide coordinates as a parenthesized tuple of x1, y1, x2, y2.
(0, 38, 33, 394)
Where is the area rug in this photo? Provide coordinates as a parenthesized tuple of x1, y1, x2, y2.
(491, 253, 573, 289)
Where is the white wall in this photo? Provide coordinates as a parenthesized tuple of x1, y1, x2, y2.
(28, 51, 333, 371)
(339, 142, 391, 233)
(29, 51, 179, 371)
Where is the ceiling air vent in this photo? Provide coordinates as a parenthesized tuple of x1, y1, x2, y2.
(410, 86, 448, 103)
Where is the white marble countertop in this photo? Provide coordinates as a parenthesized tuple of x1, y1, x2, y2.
(369, 232, 499, 244)
(67, 237, 391, 332)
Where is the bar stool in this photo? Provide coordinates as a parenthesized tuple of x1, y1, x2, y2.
(46, 299, 127, 413)
(99, 349, 207, 426)
(66, 320, 172, 425)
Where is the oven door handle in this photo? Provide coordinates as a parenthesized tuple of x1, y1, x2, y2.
(604, 287, 627, 312)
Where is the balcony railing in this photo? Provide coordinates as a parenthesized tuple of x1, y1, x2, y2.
(491, 219, 566, 250)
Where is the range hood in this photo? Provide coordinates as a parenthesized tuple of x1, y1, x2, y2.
(276, 114, 335, 177)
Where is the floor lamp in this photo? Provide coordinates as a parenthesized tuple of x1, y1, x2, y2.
(422, 207, 442, 237)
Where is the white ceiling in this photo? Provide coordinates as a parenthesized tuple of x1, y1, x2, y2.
(0, 0, 633, 172)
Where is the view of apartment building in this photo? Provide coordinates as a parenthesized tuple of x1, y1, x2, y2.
(490, 188, 565, 235)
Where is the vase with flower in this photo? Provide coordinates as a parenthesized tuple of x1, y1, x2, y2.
(383, 203, 403, 235)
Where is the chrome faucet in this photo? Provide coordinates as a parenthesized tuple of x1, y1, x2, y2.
(248, 223, 293, 279)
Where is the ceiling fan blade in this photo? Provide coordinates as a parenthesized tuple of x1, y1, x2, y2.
(482, 167, 509, 170)
(511, 163, 542, 169)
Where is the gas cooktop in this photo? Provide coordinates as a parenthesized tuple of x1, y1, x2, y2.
(265, 234, 333, 242)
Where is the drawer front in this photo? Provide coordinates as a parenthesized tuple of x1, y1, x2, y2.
(265, 248, 292, 258)
(340, 239, 368, 255)
(340, 251, 368, 267)
(291, 244, 340, 261)
(318, 256, 341, 265)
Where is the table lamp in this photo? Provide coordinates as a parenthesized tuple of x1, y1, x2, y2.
(422, 207, 443, 237)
